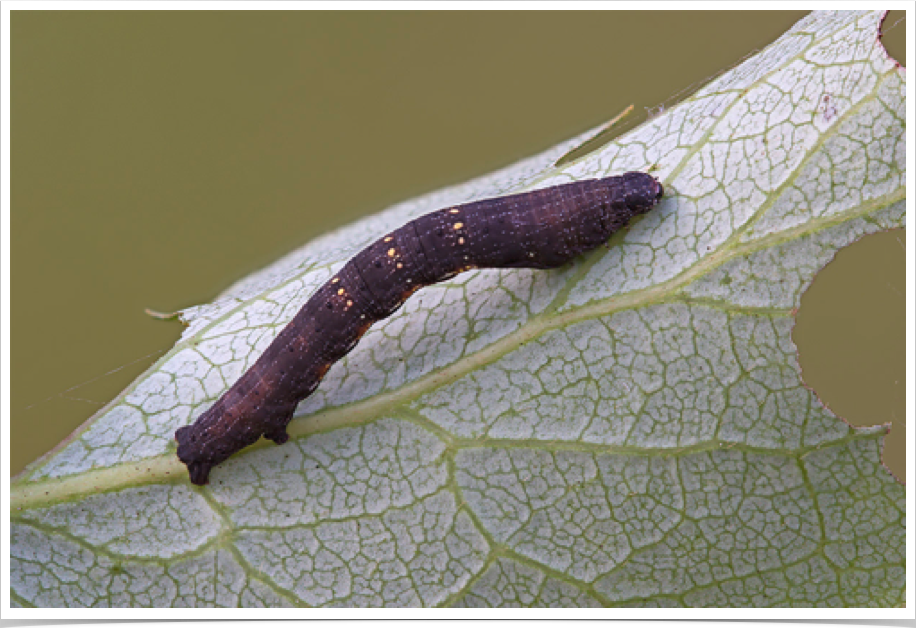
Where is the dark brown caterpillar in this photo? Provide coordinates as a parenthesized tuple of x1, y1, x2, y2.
(176, 172, 664, 484)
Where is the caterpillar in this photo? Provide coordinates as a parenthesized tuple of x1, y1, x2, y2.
(176, 171, 664, 485)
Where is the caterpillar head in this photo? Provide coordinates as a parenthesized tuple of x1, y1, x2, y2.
(622, 171, 664, 214)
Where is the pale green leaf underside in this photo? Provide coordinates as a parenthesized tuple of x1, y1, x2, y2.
(11, 11, 905, 608)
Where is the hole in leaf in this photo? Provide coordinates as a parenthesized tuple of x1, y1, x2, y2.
(879, 11, 906, 68)
(793, 230, 905, 481)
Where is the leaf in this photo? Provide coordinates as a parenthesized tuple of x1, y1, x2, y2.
(10, 10, 905, 608)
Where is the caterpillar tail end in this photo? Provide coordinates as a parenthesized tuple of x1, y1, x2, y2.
(175, 425, 212, 485)
(187, 461, 212, 486)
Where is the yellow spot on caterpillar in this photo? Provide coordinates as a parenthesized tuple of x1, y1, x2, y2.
(449, 209, 460, 214)
(396, 262, 403, 269)
(337, 288, 345, 295)
(346, 300, 353, 307)
(453, 222, 464, 230)
(331, 277, 340, 284)
(384, 236, 393, 242)
(387, 248, 396, 257)
(458, 237, 465, 245)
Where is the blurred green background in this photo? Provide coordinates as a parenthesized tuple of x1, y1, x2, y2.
(11, 11, 906, 478)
